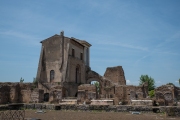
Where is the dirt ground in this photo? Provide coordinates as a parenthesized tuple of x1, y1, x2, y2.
(25, 110, 179, 120)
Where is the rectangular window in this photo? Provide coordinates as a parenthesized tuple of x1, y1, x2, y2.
(80, 53, 83, 60)
(72, 49, 75, 57)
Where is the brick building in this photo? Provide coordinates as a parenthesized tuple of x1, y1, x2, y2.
(36, 31, 91, 100)
(36, 31, 149, 105)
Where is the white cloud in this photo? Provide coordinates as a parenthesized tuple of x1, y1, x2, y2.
(156, 81, 162, 84)
(126, 80, 131, 84)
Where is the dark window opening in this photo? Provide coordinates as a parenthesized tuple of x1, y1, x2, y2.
(44, 93, 49, 102)
(80, 53, 83, 60)
(50, 70, 55, 81)
(75, 65, 81, 84)
(76, 67, 79, 83)
(72, 49, 75, 57)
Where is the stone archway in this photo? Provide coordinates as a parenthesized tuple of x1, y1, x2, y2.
(87, 78, 102, 99)
(86, 70, 103, 84)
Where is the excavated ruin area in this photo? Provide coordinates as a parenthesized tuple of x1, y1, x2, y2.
(24, 110, 178, 120)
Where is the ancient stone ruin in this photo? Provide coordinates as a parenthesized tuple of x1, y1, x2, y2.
(0, 82, 43, 104)
(35, 31, 150, 105)
(155, 85, 180, 106)
(0, 31, 180, 107)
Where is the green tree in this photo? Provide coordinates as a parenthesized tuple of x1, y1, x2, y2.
(94, 81, 100, 94)
(139, 75, 155, 91)
(149, 90, 155, 98)
(20, 77, 24, 83)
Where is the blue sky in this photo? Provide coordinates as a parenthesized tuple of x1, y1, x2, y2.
(0, 0, 180, 87)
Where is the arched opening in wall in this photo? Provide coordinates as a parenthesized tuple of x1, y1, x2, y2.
(75, 65, 81, 83)
(91, 81, 100, 95)
(50, 70, 55, 82)
(44, 93, 49, 102)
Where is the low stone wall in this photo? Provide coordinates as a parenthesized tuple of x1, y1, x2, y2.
(1, 104, 180, 116)
(131, 100, 152, 106)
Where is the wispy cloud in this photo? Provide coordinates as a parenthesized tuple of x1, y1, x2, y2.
(156, 31, 180, 48)
(134, 55, 149, 66)
(97, 41, 148, 51)
(0, 30, 41, 46)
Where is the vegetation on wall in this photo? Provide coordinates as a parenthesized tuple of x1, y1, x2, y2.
(149, 90, 155, 98)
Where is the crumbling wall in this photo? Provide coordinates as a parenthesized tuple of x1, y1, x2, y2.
(155, 85, 175, 106)
(9, 84, 20, 103)
(101, 79, 115, 99)
(0, 85, 10, 104)
(0, 83, 44, 104)
(104, 66, 126, 85)
(77, 84, 96, 104)
(174, 86, 180, 101)
(30, 89, 44, 103)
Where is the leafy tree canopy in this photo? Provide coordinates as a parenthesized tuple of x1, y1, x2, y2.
(20, 77, 24, 83)
(93, 81, 100, 94)
(139, 75, 155, 91)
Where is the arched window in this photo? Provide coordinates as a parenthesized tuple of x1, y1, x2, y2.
(50, 70, 55, 81)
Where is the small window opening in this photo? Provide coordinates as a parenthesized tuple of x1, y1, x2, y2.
(50, 70, 55, 81)
(72, 49, 75, 57)
(80, 53, 83, 60)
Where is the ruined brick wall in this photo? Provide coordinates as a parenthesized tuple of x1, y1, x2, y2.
(19, 83, 34, 103)
(123, 85, 148, 104)
(0, 83, 44, 104)
(101, 79, 115, 99)
(155, 85, 175, 106)
(0, 83, 21, 104)
(77, 84, 96, 104)
(104, 66, 126, 85)
(9, 84, 20, 103)
(174, 86, 180, 101)
(78, 84, 96, 92)
(0, 84, 10, 104)
(114, 85, 124, 105)
(21, 90, 31, 103)
(30, 89, 44, 103)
